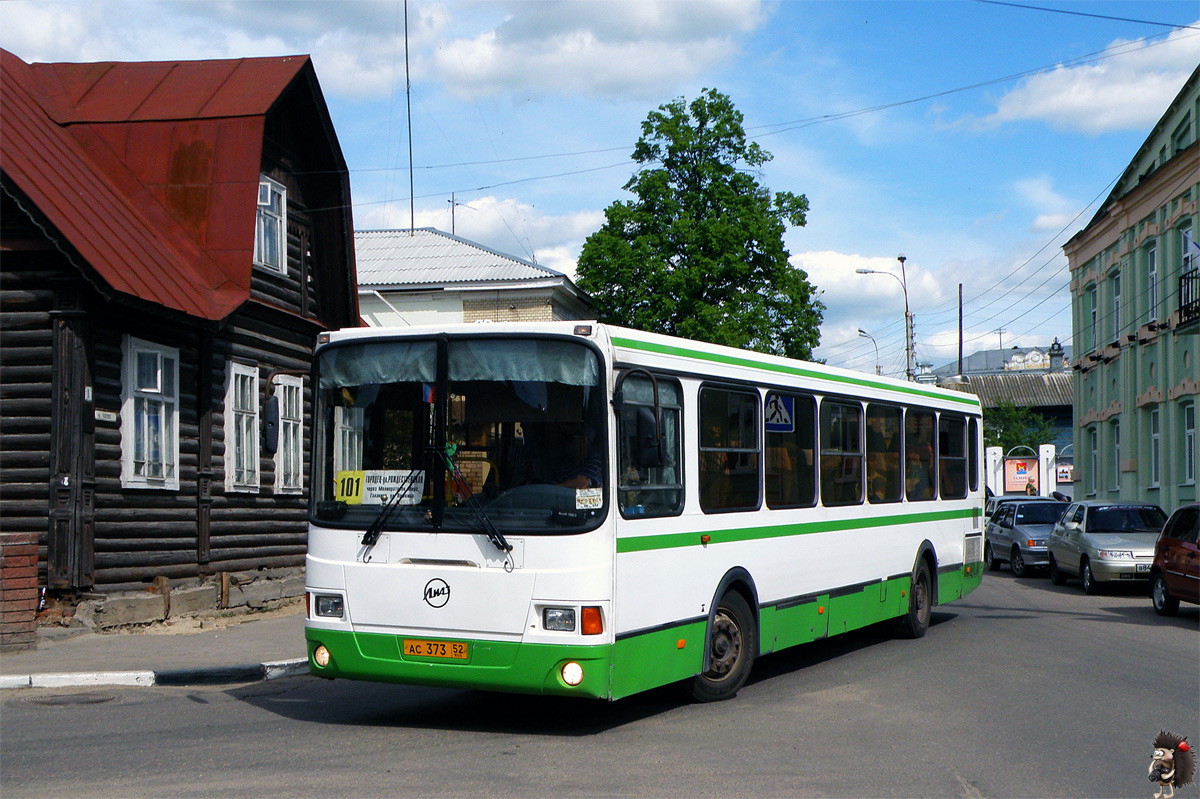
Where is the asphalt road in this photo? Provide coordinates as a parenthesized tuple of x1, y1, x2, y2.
(3, 569, 1197, 798)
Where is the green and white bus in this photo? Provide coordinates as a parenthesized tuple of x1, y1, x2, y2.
(305, 322, 985, 701)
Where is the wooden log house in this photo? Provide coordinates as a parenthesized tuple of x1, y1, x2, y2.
(0, 49, 359, 596)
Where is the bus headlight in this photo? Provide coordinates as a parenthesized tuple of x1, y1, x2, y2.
(313, 645, 331, 668)
(561, 662, 584, 686)
(315, 594, 344, 618)
(543, 607, 576, 632)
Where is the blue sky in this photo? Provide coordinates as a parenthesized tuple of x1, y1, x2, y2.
(3, 1, 1198, 377)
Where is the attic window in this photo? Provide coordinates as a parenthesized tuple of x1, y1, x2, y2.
(255, 175, 287, 274)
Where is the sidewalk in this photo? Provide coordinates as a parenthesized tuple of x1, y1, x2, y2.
(0, 603, 309, 690)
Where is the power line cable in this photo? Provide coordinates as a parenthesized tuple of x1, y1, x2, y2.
(973, 0, 1200, 31)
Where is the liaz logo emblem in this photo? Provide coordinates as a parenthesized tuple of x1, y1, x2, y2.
(423, 578, 450, 608)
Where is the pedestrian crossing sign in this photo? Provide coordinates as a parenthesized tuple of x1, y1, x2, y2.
(764, 394, 794, 433)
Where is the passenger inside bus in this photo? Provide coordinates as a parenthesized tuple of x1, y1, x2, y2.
(556, 425, 603, 489)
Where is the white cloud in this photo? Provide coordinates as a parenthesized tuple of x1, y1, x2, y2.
(431, 0, 764, 99)
(978, 24, 1200, 134)
(1012, 175, 1079, 233)
(0, 0, 764, 100)
(796, 250, 942, 314)
(799, 250, 947, 375)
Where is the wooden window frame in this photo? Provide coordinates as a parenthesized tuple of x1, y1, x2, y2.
(225, 361, 260, 492)
(274, 374, 304, 494)
(120, 336, 180, 490)
(255, 174, 287, 275)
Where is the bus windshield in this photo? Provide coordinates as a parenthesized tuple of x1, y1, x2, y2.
(311, 336, 607, 534)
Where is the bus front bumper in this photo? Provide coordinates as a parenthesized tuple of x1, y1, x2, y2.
(306, 627, 614, 699)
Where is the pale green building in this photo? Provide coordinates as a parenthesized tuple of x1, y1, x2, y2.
(1063, 66, 1199, 515)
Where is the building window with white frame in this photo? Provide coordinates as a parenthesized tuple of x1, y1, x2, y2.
(1146, 244, 1158, 323)
(1149, 408, 1160, 488)
(273, 375, 304, 493)
(226, 362, 260, 491)
(1184, 402, 1196, 486)
(1110, 419, 1120, 491)
(255, 175, 287, 274)
(1111, 273, 1121, 340)
(121, 337, 180, 489)
(1087, 426, 1098, 495)
(1088, 285, 1098, 351)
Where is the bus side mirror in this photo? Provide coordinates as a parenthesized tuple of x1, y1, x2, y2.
(637, 406, 663, 469)
(263, 394, 280, 455)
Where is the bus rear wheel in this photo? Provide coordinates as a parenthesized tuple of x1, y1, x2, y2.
(896, 561, 931, 639)
(691, 592, 755, 702)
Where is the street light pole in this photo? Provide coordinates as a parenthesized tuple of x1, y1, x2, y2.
(857, 328, 880, 375)
(856, 256, 914, 381)
(897, 254, 913, 382)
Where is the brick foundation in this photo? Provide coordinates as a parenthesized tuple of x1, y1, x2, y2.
(0, 532, 39, 652)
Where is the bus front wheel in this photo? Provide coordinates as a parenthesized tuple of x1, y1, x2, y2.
(691, 592, 755, 702)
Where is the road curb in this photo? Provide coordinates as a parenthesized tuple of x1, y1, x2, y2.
(0, 658, 308, 690)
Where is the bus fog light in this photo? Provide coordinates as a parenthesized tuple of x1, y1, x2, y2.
(313, 645, 331, 668)
(543, 607, 576, 631)
(561, 662, 584, 686)
(315, 595, 344, 618)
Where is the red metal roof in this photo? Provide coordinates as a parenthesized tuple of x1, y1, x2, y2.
(27, 54, 309, 122)
(0, 49, 312, 321)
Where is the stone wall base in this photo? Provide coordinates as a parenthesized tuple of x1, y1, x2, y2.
(39, 568, 306, 632)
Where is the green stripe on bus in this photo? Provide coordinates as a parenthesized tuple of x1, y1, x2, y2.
(617, 507, 978, 553)
(307, 560, 983, 701)
(306, 629, 615, 699)
(610, 335, 981, 408)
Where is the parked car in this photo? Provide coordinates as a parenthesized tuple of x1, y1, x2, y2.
(1048, 501, 1168, 594)
(985, 500, 1070, 576)
(984, 493, 1060, 520)
(1149, 503, 1199, 616)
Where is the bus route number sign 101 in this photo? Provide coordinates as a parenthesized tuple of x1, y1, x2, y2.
(403, 639, 469, 660)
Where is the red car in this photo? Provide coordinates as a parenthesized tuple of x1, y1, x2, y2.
(1150, 503, 1200, 616)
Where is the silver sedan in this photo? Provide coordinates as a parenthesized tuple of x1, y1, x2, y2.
(1048, 501, 1168, 594)
(985, 501, 1069, 577)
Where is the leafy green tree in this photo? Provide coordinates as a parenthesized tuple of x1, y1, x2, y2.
(576, 89, 824, 360)
(984, 401, 1056, 456)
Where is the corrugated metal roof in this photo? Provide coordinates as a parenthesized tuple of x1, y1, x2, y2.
(943, 372, 1074, 409)
(27, 55, 309, 123)
(0, 49, 319, 321)
(1, 49, 242, 319)
(356, 228, 567, 288)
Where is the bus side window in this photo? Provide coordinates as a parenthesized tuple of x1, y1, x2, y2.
(968, 417, 980, 492)
(765, 392, 816, 509)
(617, 375, 684, 518)
(865, 403, 902, 504)
(819, 400, 863, 506)
(699, 386, 761, 513)
(905, 408, 937, 502)
(938, 414, 968, 499)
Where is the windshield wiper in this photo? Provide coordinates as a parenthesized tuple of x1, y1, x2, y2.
(440, 444, 513, 555)
(360, 468, 424, 549)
